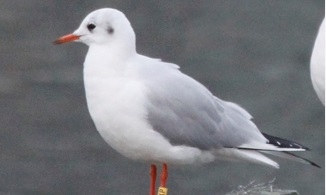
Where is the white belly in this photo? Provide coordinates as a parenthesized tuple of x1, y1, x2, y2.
(84, 75, 152, 157)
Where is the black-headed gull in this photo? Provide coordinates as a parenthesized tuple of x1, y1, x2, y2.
(54, 8, 319, 195)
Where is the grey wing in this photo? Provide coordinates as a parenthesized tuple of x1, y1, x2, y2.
(141, 61, 267, 150)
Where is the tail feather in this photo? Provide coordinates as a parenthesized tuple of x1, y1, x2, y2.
(261, 151, 321, 168)
(213, 148, 279, 168)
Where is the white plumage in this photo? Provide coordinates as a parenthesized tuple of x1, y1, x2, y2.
(310, 19, 325, 105)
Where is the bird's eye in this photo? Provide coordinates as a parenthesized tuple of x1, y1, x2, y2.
(87, 23, 96, 31)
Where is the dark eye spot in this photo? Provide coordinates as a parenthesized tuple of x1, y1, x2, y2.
(107, 27, 114, 34)
(87, 23, 96, 31)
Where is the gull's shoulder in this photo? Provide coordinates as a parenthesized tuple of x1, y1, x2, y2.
(133, 54, 180, 72)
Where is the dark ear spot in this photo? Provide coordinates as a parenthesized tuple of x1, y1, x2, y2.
(107, 27, 114, 34)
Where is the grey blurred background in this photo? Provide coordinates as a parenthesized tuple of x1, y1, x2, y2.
(0, 0, 324, 194)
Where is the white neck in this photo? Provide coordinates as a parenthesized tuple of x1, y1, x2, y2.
(84, 44, 137, 76)
(83, 44, 139, 121)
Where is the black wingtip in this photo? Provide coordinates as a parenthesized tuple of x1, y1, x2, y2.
(283, 152, 322, 169)
(262, 133, 309, 150)
(311, 162, 322, 169)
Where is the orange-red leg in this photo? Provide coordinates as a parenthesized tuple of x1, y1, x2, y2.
(160, 163, 168, 188)
(150, 164, 157, 195)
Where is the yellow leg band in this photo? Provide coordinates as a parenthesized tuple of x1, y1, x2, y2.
(157, 187, 168, 195)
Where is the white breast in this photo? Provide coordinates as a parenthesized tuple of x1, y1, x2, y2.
(83, 52, 174, 161)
